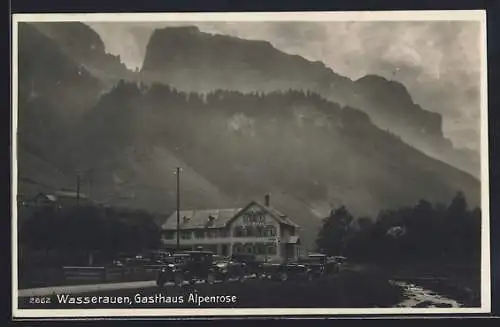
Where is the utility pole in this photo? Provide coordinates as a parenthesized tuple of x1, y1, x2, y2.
(175, 167, 181, 252)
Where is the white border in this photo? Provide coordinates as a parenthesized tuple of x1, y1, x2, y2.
(11, 10, 490, 319)
(11, 10, 485, 22)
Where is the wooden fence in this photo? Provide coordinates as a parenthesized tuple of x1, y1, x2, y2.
(62, 265, 158, 283)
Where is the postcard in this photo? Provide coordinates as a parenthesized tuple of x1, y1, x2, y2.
(11, 10, 490, 319)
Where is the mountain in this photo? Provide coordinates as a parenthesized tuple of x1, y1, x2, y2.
(17, 23, 102, 119)
(16, 23, 106, 195)
(140, 26, 480, 178)
(16, 22, 139, 198)
(29, 22, 136, 87)
(66, 82, 480, 249)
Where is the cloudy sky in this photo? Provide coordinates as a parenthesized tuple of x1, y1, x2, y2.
(87, 21, 483, 152)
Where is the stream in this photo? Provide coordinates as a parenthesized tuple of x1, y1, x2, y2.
(391, 281, 461, 308)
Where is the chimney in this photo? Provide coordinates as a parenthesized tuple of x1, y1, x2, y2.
(265, 194, 270, 207)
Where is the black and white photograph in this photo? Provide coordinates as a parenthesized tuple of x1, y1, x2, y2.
(11, 11, 490, 318)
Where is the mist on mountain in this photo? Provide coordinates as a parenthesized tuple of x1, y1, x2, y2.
(139, 25, 480, 178)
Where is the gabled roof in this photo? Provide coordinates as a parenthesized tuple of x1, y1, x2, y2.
(162, 200, 300, 230)
(35, 191, 89, 201)
(162, 208, 243, 230)
(227, 201, 300, 228)
(54, 190, 89, 199)
(43, 194, 58, 202)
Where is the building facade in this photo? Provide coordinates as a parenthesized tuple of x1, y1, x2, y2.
(161, 196, 302, 262)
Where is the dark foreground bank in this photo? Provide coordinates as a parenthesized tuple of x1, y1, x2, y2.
(19, 268, 404, 309)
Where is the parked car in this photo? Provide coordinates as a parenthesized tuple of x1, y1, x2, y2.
(212, 255, 247, 282)
(124, 255, 151, 267)
(297, 253, 327, 279)
(156, 251, 243, 287)
(230, 253, 265, 279)
(260, 259, 312, 282)
(111, 260, 124, 267)
(145, 250, 172, 264)
(326, 256, 347, 273)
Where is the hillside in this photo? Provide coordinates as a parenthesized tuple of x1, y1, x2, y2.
(67, 82, 480, 249)
(140, 26, 479, 178)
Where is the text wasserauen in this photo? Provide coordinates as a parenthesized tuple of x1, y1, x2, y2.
(56, 293, 238, 306)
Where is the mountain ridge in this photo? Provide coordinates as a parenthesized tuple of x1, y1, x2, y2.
(139, 25, 480, 178)
(30, 22, 137, 86)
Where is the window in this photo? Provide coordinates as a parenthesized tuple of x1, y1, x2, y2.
(195, 230, 205, 239)
(164, 231, 175, 240)
(244, 244, 253, 254)
(246, 226, 255, 237)
(258, 215, 265, 224)
(255, 243, 266, 254)
(219, 229, 228, 237)
(181, 231, 191, 240)
(264, 225, 277, 237)
(234, 226, 244, 237)
(233, 244, 242, 253)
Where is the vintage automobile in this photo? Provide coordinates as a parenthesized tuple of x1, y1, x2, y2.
(156, 253, 191, 287)
(146, 250, 172, 263)
(297, 253, 327, 279)
(229, 253, 265, 279)
(212, 255, 247, 282)
(156, 251, 246, 287)
(123, 255, 152, 267)
(326, 255, 348, 273)
(259, 259, 313, 282)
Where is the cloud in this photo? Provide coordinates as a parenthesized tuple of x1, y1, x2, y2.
(86, 20, 482, 152)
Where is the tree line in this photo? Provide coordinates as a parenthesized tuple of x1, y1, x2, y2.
(19, 204, 162, 266)
(316, 191, 481, 264)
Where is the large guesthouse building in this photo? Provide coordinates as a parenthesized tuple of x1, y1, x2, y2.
(161, 195, 302, 262)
